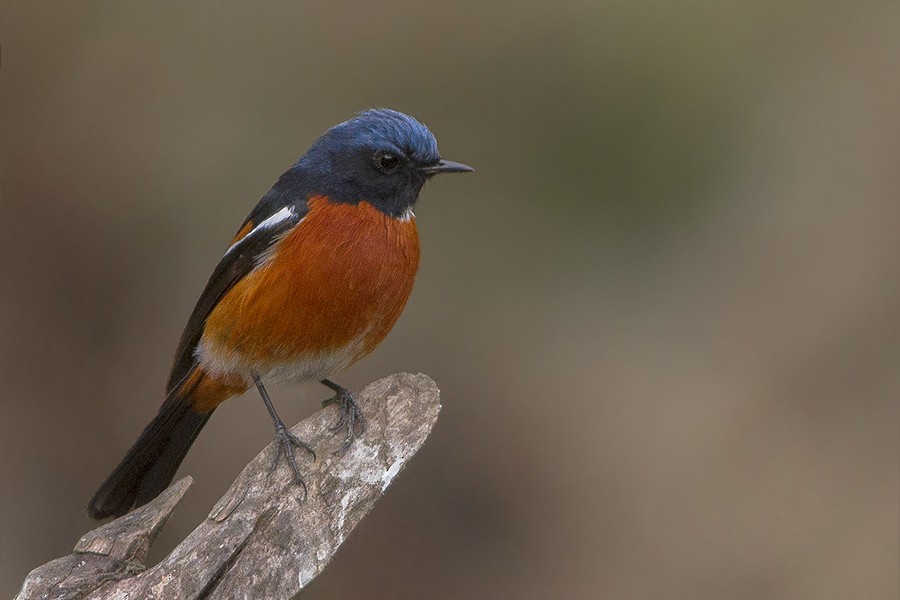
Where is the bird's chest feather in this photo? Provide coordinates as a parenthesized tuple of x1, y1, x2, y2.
(200, 197, 420, 376)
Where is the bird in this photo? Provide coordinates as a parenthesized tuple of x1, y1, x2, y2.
(87, 109, 472, 519)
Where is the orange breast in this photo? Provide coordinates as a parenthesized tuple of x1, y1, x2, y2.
(200, 196, 420, 376)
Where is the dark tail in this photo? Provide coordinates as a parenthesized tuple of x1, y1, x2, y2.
(88, 370, 213, 519)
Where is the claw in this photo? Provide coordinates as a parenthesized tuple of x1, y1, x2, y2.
(254, 372, 316, 499)
(270, 425, 314, 499)
(322, 388, 365, 455)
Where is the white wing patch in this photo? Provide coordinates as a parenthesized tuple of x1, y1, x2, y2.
(224, 205, 296, 257)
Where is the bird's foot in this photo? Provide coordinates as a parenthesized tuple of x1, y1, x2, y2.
(321, 385, 365, 455)
(270, 424, 316, 499)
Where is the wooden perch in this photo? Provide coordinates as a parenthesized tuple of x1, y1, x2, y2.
(17, 373, 441, 600)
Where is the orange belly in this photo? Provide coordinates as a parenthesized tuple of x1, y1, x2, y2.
(197, 196, 420, 382)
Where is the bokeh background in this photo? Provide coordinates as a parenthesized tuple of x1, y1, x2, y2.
(2, 1, 898, 598)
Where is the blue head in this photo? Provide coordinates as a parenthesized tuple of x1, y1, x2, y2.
(295, 109, 472, 218)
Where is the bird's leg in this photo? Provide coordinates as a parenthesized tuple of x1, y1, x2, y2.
(320, 378, 365, 454)
(253, 373, 315, 498)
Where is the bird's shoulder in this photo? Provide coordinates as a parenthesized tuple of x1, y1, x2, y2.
(166, 169, 311, 391)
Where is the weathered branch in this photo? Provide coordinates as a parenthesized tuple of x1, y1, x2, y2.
(18, 373, 441, 600)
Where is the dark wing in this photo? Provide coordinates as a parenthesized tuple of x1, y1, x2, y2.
(166, 200, 306, 392)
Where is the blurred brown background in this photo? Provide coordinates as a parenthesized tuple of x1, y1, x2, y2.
(2, 1, 898, 598)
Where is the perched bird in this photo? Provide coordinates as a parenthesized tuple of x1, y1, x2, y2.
(88, 109, 472, 519)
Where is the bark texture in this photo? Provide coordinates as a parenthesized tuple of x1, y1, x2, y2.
(17, 373, 441, 600)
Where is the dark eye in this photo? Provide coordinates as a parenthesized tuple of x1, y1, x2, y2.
(374, 151, 401, 174)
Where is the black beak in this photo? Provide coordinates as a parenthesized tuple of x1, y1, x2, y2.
(420, 159, 475, 175)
